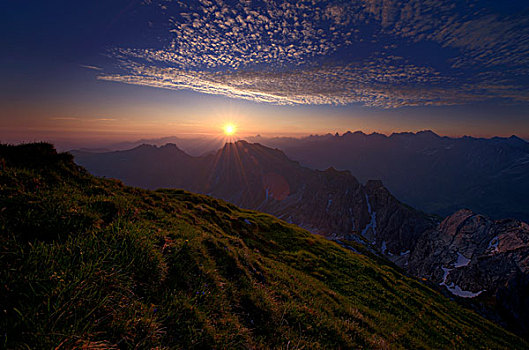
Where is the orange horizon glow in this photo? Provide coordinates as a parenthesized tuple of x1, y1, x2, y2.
(2, 102, 529, 150)
(3, 95, 529, 145)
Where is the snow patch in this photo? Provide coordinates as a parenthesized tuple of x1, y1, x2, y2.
(454, 253, 471, 268)
(439, 266, 483, 298)
(326, 198, 332, 211)
(361, 194, 377, 238)
(446, 284, 484, 298)
(381, 241, 387, 254)
(439, 267, 452, 286)
(365, 193, 372, 213)
(487, 236, 499, 253)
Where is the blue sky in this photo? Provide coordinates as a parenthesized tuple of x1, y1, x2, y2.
(1, 0, 529, 146)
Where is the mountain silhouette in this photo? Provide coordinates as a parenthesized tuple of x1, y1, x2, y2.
(248, 131, 529, 222)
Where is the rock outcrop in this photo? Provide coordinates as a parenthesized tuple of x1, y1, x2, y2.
(407, 209, 529, 335)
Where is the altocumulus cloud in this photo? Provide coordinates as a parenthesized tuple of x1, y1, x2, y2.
(98, 0, 529, 108)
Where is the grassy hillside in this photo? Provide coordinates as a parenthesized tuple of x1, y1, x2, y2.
(1, 143, 527, 349)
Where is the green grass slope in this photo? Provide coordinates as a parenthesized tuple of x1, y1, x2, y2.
(1, 143, 527, 349)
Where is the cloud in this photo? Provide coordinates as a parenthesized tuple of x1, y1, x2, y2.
(362, 0, 529, 69)
(80, 64, 103, 71)
(100, 58, 521, 108)
(98, 0, 529, 108)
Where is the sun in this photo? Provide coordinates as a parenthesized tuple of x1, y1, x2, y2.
(223, 123, 237, 136)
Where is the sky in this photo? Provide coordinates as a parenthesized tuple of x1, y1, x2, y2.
(1, 0, 529, 148)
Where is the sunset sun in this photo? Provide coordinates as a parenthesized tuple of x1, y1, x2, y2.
(223, 123, 237, 136)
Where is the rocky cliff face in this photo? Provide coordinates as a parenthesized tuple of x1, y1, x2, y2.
(363, 179, 438, 264)
(406, 209, 529, 335)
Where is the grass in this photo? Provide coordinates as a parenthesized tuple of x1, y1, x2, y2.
(0, 143, 527, 349)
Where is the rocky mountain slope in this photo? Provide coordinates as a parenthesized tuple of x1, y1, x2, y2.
(409, 209, 529, 335)
(249, 131, 529, 222)
(73, 140, 529, 338)
(3, 143, 527, 348)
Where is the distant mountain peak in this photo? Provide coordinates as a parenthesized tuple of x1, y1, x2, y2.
(134, 143, 156, 150)
(217, 140, 295, 170)
(416, 130, 440, 137)
(339, 131, 367, 138)
(161, 142, 178, 148)
(507, 134, 528, 145)
(389, 131, 413, 137)
(389, 130, 439, 138)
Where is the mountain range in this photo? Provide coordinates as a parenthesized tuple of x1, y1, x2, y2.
(81, 130, 529, 222)
(4, 143, 527, 348)
(248, 131, 529, 223)
(72, 140, 529, 337)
